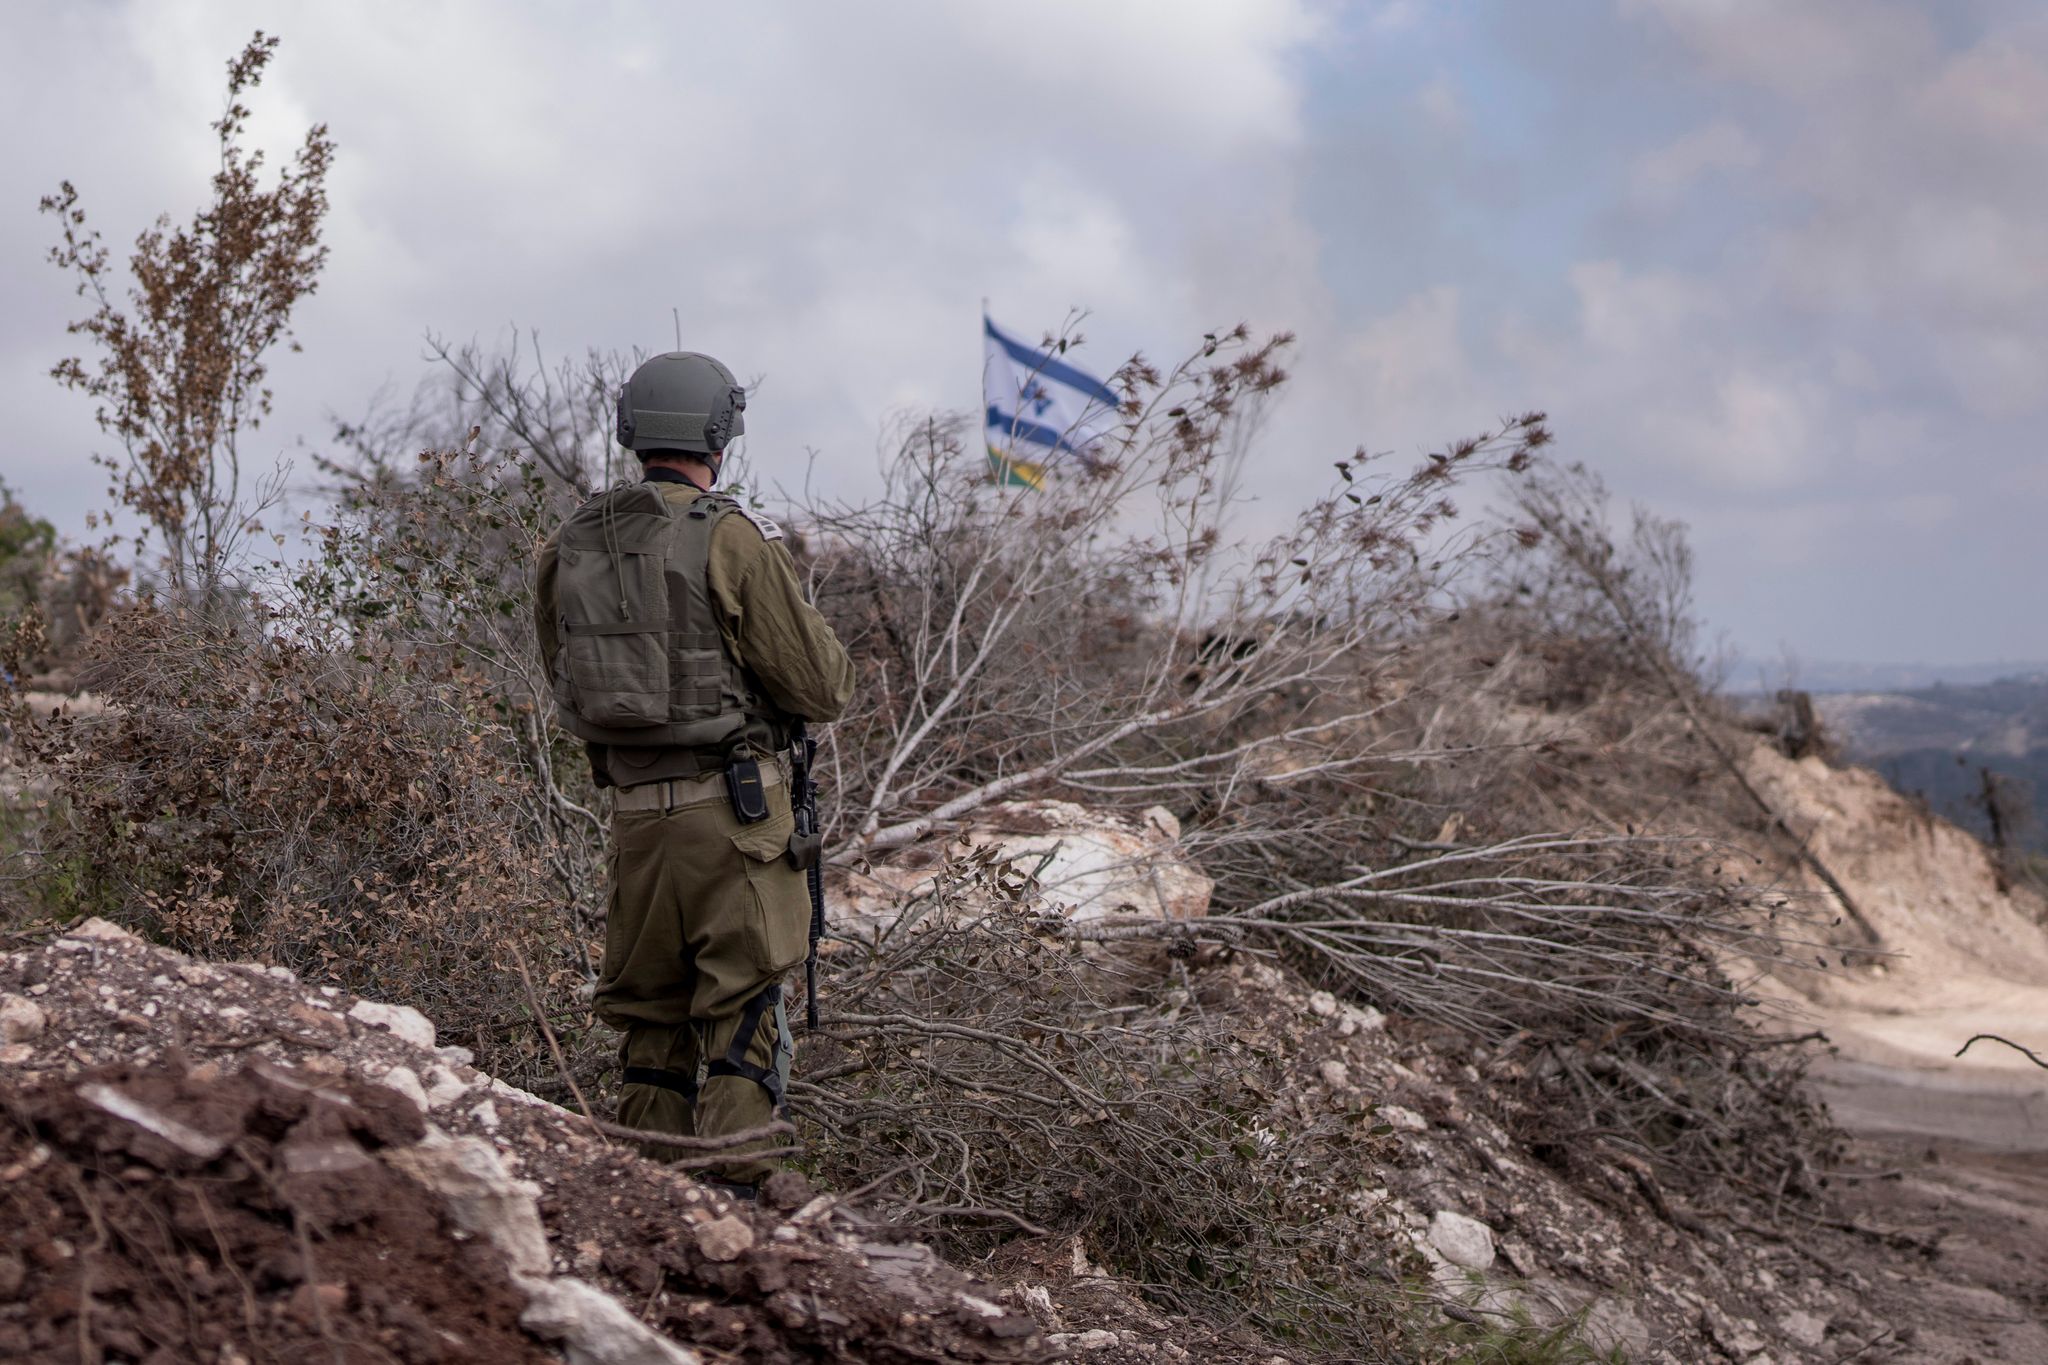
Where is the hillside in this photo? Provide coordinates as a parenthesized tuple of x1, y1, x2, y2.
(1804, 675, 2048, 854)
(6, 737, 2048, 1362)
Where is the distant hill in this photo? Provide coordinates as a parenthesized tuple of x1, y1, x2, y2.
(1803, 675, 2048, 852)
(1732, 658, 2048, 694)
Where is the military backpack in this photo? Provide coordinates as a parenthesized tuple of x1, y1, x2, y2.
(548, 483, 783, 756)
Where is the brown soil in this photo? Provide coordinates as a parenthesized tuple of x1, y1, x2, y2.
(0, 1060, 549, 1365)
(525, 1139, 1043, 1362)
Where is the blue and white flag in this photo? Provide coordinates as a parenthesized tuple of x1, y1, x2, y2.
(982, 313, 1119, 489)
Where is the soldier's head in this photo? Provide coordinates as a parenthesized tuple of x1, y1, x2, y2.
(616, 351, 746, 486)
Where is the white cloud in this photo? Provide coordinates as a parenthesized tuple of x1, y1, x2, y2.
(1630, 120, 1759, 206)
(1620, 0, 1934, 94)
(1568, 260, 1717, 356)
(4, 0, 1323, 526)
(1416, 75, 1465, 132)
(1667, 370, 1823, 491)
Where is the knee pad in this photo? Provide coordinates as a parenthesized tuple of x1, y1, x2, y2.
(707, 981, 792, 1113)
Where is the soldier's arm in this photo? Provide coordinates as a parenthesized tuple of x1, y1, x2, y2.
(710, 515, 856, 723)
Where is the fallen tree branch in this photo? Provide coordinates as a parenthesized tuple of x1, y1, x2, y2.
(1955, 1033, 2048, 1069)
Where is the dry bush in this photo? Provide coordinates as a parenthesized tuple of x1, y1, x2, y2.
(793, 340, 1834, 1210)
(800, 853, 1418, 1355)
(42, 32, 331, 607)
(806, 325, 1547, 856)
(14, 443, 606, 1098)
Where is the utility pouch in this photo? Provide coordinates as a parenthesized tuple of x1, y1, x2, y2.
(785, 816, 822, 871)
(725, 756, 770, 824)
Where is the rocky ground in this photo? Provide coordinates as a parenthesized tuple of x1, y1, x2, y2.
(4, 736, 2045, 1363)
(7, 910, 2042, 1363)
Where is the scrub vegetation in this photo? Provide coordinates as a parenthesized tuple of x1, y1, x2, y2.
(0, 29, 1869, 1364)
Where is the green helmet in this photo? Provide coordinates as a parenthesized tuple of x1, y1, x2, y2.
(615, 351, 747, 455)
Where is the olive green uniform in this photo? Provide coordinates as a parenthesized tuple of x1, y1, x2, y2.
(536, 479, 854, 1180)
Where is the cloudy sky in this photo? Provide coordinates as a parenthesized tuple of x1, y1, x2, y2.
(5, 1, 2043, 672)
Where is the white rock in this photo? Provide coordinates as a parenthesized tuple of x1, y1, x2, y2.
(1317, 1059, 1351, 1089)
(1428, 1210, 1496, 1270)
(0, 995, 48, 1044)
(1341, 1003, 1386, 1034)
(348, 999, 437, 1050)
(78, 1082, 227, 1159)
(374, 1065, 429, 1114)
(695, 1215, 754, 1262)
(1140, 805, 1182, 841)
(956, 1291, 1007, 1319)
(835, 798, 1214, 934)
(1778, 1310, 1828, 1349)
(470, 1098, 501, 1131)
(382, 1133, 549, 1276)
(62, 917, 137, 943)
(519, 1275, 700, 1365)
(1306, 990, 1339, 1017)
(0, 1043, 34, 1066)
(423, 1064, 470, 1110)
(1377, 1104, 1428, 1132)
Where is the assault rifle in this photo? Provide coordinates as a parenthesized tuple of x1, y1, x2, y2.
(787, 721, 826, 1028)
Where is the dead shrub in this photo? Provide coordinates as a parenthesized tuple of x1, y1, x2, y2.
(799, 856, 1418, 1354)
(15, 442, 605, 1098)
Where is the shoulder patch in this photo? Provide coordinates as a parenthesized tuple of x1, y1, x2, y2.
(730, 504, 784, 542)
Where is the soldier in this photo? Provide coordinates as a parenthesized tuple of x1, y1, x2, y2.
(534, 351, 854, 1196)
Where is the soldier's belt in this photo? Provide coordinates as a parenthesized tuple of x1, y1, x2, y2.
(612, 763, 783, 813)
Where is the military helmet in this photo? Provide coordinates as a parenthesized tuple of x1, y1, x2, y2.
(616, 351, 747, 455)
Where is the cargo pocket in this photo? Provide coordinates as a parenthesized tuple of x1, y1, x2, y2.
(732, 809, 809, 973)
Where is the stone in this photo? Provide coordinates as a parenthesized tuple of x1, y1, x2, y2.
(1306, 990, 1339, 1017)
(0, 995, 48, 1044)
(1340, 1003, 1386, 1034)
(1779, 1310, 1828, 1349)
(1317, 1059, 1351, 1089)
(520, 1276, 700, 1365)
(1377, 1104, 1428, 1132)
(0, 1044, 33, 1067)
(286, 1003, 346, 1038)
(288, 1281, 348, 1324)
(78, 1083, 228, 1160)
(374, 1065, 430, 1114)
(347, 999, 437, 1050)
(835, 799, 1214, 936)
(279, 1138, 375, 1176)
(383, 1133, 549, 1277)
(423, 1064, 470, 1109)
(1428, 1210, 1496, 1271)
(696, 1215, 755, 1262)
(63, 917, 137, 943)
(1059, 1329, 1118, 1350)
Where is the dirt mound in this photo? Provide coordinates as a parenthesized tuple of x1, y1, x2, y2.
(1, 1059, 549, 1364)
(7, 898, 2045, 1362)
(0, 919, 1059, 1363)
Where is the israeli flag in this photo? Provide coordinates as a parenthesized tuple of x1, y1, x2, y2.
(983, 313, 1119, 489)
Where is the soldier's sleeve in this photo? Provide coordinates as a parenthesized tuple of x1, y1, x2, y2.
(710, 513, 856, 723)
(533, 531, 561, 681)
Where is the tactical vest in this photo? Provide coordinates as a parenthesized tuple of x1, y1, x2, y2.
(550, 484, 787, 767)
